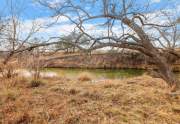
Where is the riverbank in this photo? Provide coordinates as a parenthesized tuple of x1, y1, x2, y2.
(0, 75, 179, 124)
(43, 52, 180, 71)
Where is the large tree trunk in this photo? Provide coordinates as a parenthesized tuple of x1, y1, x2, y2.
(154, 55, 179, 92)
(122, 17, 180, 92)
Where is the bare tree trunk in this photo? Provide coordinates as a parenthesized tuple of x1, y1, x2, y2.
(122, 17, 180, 92)
(154, 55, 179, 92)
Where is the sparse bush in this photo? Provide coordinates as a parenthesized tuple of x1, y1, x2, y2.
(77, 72, 93, 81)
(0, 63, 18, 79)
(69, 88, 80, 95)
(29, 79, 44, 88)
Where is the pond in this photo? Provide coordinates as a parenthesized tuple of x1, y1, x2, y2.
(43, 68, 145, 79)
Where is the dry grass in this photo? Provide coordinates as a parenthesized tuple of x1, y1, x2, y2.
(77, 72, 93, 81)
(0, 75, 180, 124)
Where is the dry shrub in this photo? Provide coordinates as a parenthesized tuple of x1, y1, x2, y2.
(0, 63, 18, 79)
(28, 79, 44, 88)
(77, 72, 93, 81)
(1, 75, 29, 88)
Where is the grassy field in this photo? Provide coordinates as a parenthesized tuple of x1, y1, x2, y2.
(0, 74, 180, 124)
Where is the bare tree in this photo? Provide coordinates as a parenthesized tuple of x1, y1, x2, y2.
(0, 0, 71, 66)
(0, 0, 45, 78)
(0, 0, 43, 65)
(38, 0, 180, 92)
(55, 31, 90, 53)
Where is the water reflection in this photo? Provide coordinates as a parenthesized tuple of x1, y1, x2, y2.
(43, 68, 145, 79)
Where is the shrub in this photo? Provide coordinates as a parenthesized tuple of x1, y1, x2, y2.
(77, 72, 93, 81)
(29, 79, 44, 88)
(0, 63, 17, 79)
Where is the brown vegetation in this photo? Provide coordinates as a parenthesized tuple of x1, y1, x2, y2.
(78, 72, 93, 81)
(0, 1, 179, 123)
(0, 75, 179, 124)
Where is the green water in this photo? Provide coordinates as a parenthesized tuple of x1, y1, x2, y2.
(43, 68, 145, 79)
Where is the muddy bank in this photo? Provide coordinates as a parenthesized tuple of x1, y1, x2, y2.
(44, 52, 180, 71)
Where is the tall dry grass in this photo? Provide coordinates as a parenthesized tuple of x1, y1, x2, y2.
(0, 69, 179, 124)
(77, 71, 93, 81)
